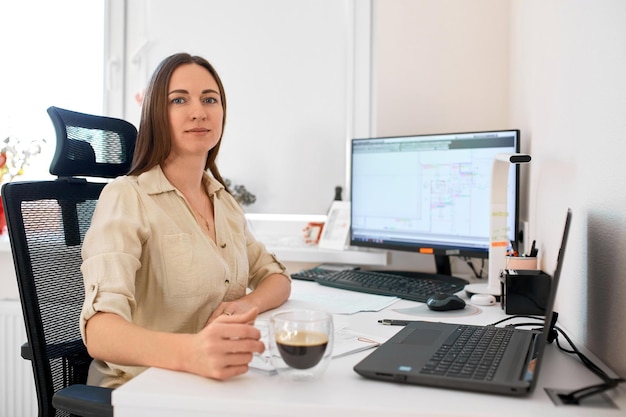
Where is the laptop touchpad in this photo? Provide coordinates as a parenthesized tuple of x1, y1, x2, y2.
(396, 329, 442, 346)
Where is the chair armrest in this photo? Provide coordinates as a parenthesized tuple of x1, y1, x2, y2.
(52, 384, 113, 417)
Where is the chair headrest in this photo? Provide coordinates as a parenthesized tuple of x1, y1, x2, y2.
(47, 106, 137, 179)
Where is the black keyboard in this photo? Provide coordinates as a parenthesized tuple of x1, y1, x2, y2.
(291, 267, 344, 281)
(419, 325, 515, 380)
(315, 269, 468, 302)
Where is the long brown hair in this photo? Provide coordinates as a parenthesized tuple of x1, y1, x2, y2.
(128, 53, 229, 190)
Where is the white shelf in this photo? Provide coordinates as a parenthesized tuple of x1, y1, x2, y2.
(246, 213, 389, 267)
(266, 244, 388, 266)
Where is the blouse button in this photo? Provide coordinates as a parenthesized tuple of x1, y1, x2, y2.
(225, 279, 230, 285)
(220, 243, 227, 248)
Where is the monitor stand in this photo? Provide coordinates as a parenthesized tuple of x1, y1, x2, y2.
(434, 254, 452, 276)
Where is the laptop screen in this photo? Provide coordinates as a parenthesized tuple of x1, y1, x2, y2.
(527, 208, 572, 389)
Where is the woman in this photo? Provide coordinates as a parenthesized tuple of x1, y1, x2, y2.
(80, 53, 291, 388)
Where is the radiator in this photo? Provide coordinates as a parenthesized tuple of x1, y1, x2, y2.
(0, 300, 37, 417)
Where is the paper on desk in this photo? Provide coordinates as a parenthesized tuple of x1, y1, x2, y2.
(332, 326, 380, 358)
(287, 283, 400, 314)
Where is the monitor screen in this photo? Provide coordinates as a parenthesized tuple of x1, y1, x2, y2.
(350, 129, 520, 273)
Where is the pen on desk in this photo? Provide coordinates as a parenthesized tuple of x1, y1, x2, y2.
(378, 319, 411, 326)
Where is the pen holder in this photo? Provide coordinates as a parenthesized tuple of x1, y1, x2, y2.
(500, 269, 551, 315)
(505, 256, 538, 270)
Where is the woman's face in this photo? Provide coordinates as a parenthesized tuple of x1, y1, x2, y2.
(166, 63, 224, 160)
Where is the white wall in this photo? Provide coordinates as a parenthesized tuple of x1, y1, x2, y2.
(509, 0, 626, 377)
(373, 0, 511, 137)
(108, 0, 372, 215)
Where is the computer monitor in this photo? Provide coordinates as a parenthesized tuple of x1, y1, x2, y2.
(350, 129, 520, 276)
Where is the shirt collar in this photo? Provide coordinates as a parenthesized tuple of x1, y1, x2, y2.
(137, 165, 225, 197)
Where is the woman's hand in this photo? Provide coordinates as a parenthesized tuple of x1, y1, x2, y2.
(186, 308, 264, 380)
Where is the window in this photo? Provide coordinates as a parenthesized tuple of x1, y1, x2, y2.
(0, 0, 104, 181)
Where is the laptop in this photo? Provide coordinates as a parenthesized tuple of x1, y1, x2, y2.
(354, 209, 572, 396)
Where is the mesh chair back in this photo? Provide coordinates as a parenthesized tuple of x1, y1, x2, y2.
(1, 107, 136, 417)
(47, 106, 136, 178)
(2, 181, 105, 417)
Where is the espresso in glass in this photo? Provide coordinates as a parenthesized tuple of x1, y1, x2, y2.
(275, 330, 328, 369)
(269, 310, 333, 380)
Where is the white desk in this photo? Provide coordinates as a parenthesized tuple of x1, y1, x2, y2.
(113, 281, 625, 417)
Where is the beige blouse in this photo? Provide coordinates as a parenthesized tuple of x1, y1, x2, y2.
(79, 165, 289, 387)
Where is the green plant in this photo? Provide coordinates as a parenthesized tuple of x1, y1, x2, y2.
(224, 178, 256, 206)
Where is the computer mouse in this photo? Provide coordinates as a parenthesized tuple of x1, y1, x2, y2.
(426, 293, 466, 311)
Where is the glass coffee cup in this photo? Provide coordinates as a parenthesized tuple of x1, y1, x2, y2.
(269, 310, 333, 381)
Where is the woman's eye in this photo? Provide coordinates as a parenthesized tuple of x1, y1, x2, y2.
(203, 97, 219, 104)
(171, 97, 185, 104)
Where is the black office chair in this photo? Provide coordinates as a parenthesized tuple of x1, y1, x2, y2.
(2, 106, 136, 417)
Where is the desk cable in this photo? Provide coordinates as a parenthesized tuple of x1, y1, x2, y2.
(490, 314, 625, 404)
(461, 256, 485, 279)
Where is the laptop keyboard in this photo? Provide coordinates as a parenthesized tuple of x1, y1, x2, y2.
(420, 325, 514, 381)
(315, 269, 468, 302)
